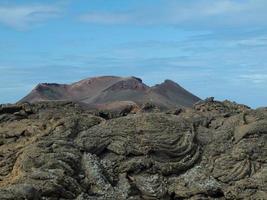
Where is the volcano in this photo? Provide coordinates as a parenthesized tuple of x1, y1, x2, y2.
(19, 76, 200, 109)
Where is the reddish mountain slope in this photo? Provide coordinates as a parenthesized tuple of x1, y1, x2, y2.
(19, 76, 201, 109)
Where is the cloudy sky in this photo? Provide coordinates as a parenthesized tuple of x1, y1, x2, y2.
(0, 0, 267, 108)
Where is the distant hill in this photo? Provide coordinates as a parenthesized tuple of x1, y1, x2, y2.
(19, 76, 200, 109)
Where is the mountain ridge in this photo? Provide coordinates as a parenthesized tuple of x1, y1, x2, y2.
(19, 76, 201, 109)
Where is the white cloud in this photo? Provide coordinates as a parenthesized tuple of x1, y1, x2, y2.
(239, 74, 267, 84)
(0, 5, 61, 30)
(236, 36, 267, 47)
(80, 12, 132, 25)
(80, 0, 267, 29)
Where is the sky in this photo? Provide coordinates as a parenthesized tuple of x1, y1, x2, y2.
(0, 0, 267, 108)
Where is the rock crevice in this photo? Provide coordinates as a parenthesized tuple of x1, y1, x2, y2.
(0, 100, 266, 199)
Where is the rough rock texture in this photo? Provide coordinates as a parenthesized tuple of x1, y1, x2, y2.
(0, 99, 266, 199)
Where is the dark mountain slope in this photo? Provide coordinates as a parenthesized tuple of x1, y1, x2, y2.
(150, 79, 200, 107)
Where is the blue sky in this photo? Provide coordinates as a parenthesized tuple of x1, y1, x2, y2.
(0, 0, 267, 108)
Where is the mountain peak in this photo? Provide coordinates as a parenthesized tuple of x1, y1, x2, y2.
(19, 76, 201, 109)
(129, 76, 143, 83)
(162, 79, 181, 86)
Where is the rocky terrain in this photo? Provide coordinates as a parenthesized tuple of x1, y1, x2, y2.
(0, 98, 266, 199)
(19, 76, 200, 109)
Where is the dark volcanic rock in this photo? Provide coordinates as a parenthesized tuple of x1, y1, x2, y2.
(0, 100, 266, 199)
